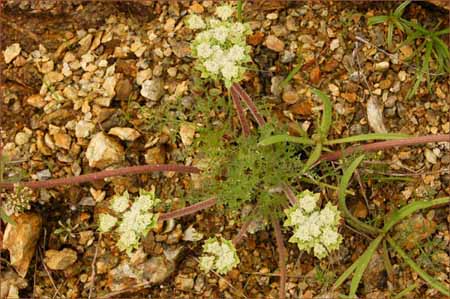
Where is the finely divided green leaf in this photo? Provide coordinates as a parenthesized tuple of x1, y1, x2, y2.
(258, 135, 314, 146)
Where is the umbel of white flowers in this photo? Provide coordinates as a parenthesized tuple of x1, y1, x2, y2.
(199, 237, 240, 274)
(186, 4, 252, 88)
(284, 190, 343, 259)
(98, 189, 160, 255)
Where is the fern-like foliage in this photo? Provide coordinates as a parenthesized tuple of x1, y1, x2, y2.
(191, 124, 305, 220)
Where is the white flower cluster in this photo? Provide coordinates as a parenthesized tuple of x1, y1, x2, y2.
(199, 237, 240, 274)
(284, 190, 343, 259)
(186, 4, 252, 88)
(98, 189, 160, 254)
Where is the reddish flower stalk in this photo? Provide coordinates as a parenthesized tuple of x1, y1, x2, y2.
(320, 134, 450, 161)
(0, 164, 200, 189)
(282, 184, 298, 205)
(230, 86, 251, 137)
(232, 219, 252, 246)
(232, 83, 266, 127)
(272, 217, 287, 299)
(158, 197, 217, 221)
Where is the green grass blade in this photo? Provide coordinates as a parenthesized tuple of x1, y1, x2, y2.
(333, 255, 359, 289)
(237, 0, 244, 21)
(302, 143, 322, 172)
(312, 89, 332, 138)
(382, 197, 450, 233)
(258, 135, 314, 146)
(387, 237, 450, 296)
(367, 15, 389, 26)
(424, 42, 432, 92)
(339, 155, 380, 235)
(349, 235, 384, 298)
(393, 283, 417, 299)
(280, 55, 303, 88)
(387, 23, 394, 49)
(434, 27, 450, 36)
(394, 0, 412, 17)
(325, 133, 409, 145)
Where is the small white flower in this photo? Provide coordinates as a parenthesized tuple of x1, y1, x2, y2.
(284, 190, 343, 259)
(298, 190, 318, 213)
(204, 58, 220, 74)
(196, 42, 213, 58)
(212, 26, 229, 43)
(227, 45, 245, 61)
(199, 255, 215, 272)
(313, 243, 328, 259)
(98, 213, 117, 232)
(200, 237, 239, 274)
(110, 191, 130, 213)
(221, 61, 238, 80)
(133, 189, 159, 212)
(117, 230, 139, 253)
(186, 14, 205, 30)
(321, 228, 341, 248)
(215, 5, 234, 20)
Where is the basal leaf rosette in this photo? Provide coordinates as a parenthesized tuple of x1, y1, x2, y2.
(199, 237, 240, 274)
(186, 4, 252, 88)
(98, 189, 160, 255)
(284, 190, 343, 259)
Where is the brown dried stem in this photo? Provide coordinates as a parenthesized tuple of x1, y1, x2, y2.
(272, 217, 287, 299)
(232, 83, 266, 127)
(230, 86, 251, 137)
(232, 219, 253, 246)
(0, 164, 200, 189)
(158, 198, 217, 221)
(320, 134, 450, 161)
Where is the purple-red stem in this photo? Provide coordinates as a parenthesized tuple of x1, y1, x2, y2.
(230, 86, 251, 137)
(320, 134, 450, 161)
(282, 184, 298, 205)
(158, 198, 217, 221)
(272, 217, 287, 299)
(232, 219, 252, 246)
(0, 164, 200, 189)
(232, 83, 266, 127)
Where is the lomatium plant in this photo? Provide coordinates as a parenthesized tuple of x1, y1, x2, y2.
(98, 189, 160, 255)
(1, 183, 34, 216)
(284, 190, 343, 259)
(186, 4, 252, 88)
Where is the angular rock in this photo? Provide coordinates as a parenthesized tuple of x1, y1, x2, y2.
(264, 35, 284, 52)
(75, 120, 95, 138)
(108, 127, 141, 141)
(140, 79, 164, 101)
(179, 123, 196, 146)
(44, 248, 78, 270)
(367, 96, 387, 133)
(3, 213, 43, 277)
(53, 133, 72, 150)
(85, 132, 125, 169)
(0, 271, 28, 299)
(27, 94, 46, 108)
(3, 43, 21, 64)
